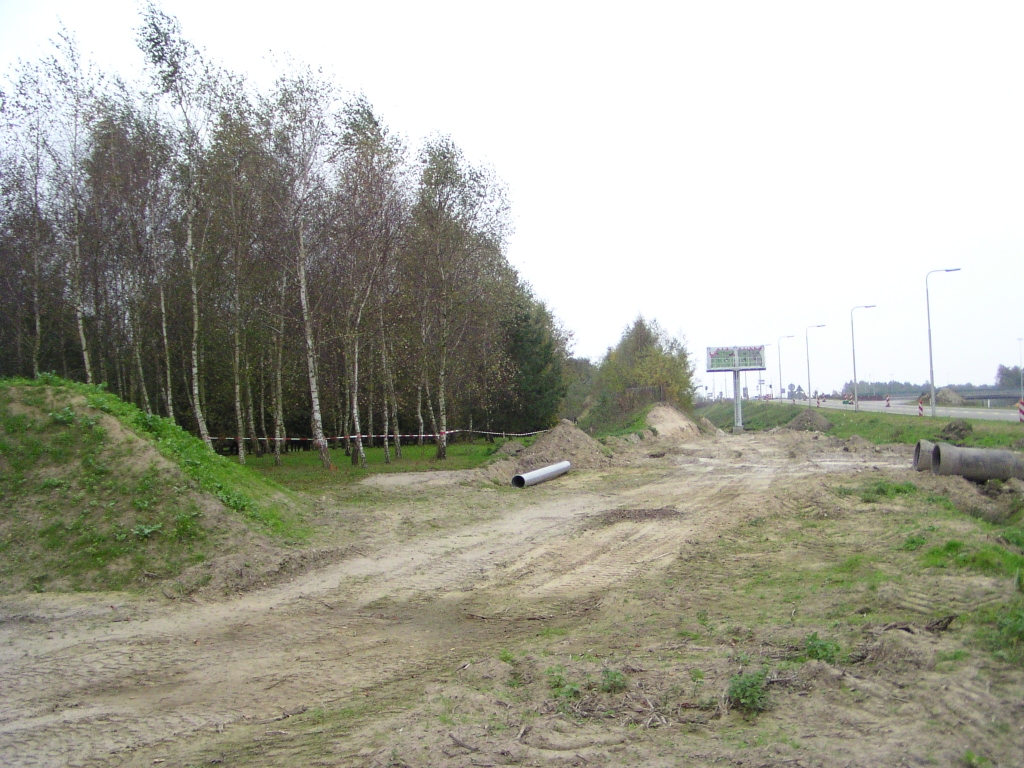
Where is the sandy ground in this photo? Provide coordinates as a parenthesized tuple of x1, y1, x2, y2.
(1, 428, 1021, 767)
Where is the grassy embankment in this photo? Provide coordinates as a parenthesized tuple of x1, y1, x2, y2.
(0, 375, 526, 590)
(699, 400, 1024, 449)
(0, 375, 306, 592)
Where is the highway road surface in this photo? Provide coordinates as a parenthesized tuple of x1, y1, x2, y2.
(794, 397, 1024, 423)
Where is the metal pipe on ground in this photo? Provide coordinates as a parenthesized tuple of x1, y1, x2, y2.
(930, 443, 1024, 482)
(512, 461, 571, 488)
(913, 440, 936, 472)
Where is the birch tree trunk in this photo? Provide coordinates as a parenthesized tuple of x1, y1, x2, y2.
(31, 250, 41, 379)
(349, 335, 366, 468)
(232, 324, 246, 465)
(245, 356, 262, 458)
(273, 271, 287, 467)
(72, 230, 92, 384)
(131, 306, 151, 415)
(296, 223, 331, 469)
(186, 213, 212, 449)
(159, 285, 174, 421)
(416, 384, 424, 447)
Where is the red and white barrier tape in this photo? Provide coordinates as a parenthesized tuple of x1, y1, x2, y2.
(211, 427, 549, 443)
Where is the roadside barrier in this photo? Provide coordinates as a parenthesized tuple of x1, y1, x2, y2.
(885, 394, 890, 408)
(1019, 399, 1023, 423)
(918, 399, 923, 417)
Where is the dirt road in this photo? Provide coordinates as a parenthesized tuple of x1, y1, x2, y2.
(0, 431, 976, 767)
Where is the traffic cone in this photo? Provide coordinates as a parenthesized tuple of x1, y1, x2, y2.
(885, 394, 890, 408)
(918, 399, 923, 417)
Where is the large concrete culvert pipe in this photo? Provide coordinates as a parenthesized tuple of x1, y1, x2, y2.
(931, 443, 1024, 482)
(913, 440, 936, 472)
(512, 461, 571, 488)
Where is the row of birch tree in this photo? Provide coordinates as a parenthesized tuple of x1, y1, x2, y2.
(0, 5, 569, 468)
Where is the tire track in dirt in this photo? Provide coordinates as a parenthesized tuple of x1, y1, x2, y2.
(0, 437, 871, 767)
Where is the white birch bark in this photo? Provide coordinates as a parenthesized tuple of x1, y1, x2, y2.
(297, 223, 331, 469)
(159, 285, 174, 421)
(186, 213, 212, 449)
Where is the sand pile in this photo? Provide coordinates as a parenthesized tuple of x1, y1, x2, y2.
(646, 404, 702, 441)
(921, 388, 967, 407)
(786, 409, 833, 432)
(482, 420, 609, 484)
(516, 419, 610, 472)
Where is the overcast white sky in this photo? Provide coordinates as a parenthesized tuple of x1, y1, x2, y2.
(2, 1, 1022, 397)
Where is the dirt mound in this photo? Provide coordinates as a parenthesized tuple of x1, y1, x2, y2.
(517, 419, 610, 472)
(646, 404, 701, 441)
(493, 441, 524, 457)
(0, 382, 283, 594)
(697, 416, 725, 436)
(786, 409, 833, 432)
(940, 419, 973, 442)
(921, 388, 967, 407)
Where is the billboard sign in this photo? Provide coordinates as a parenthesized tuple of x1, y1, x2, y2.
(706, 346, 766, 372)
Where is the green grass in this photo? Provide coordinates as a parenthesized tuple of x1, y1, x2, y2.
(243, 438, 511, 493)
(0, 375, 306, 592)
(698, 400, 1024, 448)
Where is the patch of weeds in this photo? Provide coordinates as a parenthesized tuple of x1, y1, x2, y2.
(926, 494, 958, 513)
(545, 665, 581, 700)
(727, 666, 770, 715)
(934, 649, 969, 667)
(499, 648, 516, 665)
(537, 626, 568, 639)
(974, 601, 1024, 664)
(861, 480, 916, 504)
(171, 509, 204, 542)
(599, 668, 627, 693)
(131, 523, 163, 539)
(923, 540, 1024, 577)
(834, 486, 856, 497)
(899, 534, 928, 551)
(48, 407, 77, 426)
(803, 632, 840, 664)
(962, 750, 992, 767)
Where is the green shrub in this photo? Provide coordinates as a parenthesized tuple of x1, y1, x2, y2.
(600, 668, 627, 693)
(727, 666, 769, 714)
(804, 632, 840, 664)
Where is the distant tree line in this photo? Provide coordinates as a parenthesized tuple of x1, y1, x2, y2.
(0, 4, 568, 468)
(573, 317, 695, 430)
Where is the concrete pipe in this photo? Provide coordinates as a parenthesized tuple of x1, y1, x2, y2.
(930, 443, 1024, 482)
(913, 440, 936, 472)
(512, 461, 571, 488)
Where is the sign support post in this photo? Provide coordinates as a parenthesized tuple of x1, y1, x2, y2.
(707, 346, 767, 434)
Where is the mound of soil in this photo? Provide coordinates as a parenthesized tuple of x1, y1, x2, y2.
(0, 383, 281, 594)
(921, 388, 967, 407)
(516, 419, 610, 472)
(646, 404, 701, 441)
(786, 409, 833, 432)
(940, 419, 973, 442)
(493, 441, 524, 457)
(697, 416, 725, 436)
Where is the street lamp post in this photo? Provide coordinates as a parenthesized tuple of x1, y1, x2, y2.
(926, 268, 961, 417)
(850, 305, 876, 412)
(1018, 337, 1023, 404)
(777, 335, 794, 402)
(806, 325, 825, 406)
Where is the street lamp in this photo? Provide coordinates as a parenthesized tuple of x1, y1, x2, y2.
(926, 268, 960, 417)
(850, 305, 876, 412)
(1018, 337, 1023, 404)
(806, 325, 825, 406)
(777, 335, 794, 401)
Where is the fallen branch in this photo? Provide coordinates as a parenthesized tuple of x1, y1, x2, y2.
(448, 733, 479, 752)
